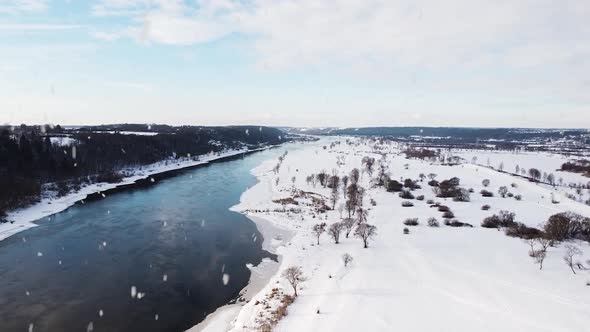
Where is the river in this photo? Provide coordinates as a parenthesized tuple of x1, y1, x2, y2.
(0, 143, 298, 332)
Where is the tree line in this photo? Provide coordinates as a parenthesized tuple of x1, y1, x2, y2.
(0, 124, 286, 222)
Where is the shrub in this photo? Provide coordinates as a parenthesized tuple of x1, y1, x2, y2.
(442, 211, 455, 219)
(453, 188, 471, 202)
(427, 180, 439, 187)
(444, 219, 473, 227)
(399, 190, 415, 199)
(468, 188, 474, 193)
(481, 204, 491, 211)
(481, 210, 516, 228)
(427, 217, 439, 227)
(437, 205, 450, 212)
(386, 180, 403, 192)
(514, 194, 522, 201)
(416, 195, 425, 201)
(404, 218, 419, 226)
(401, 201, 414, 207)
(480, 190, 494, 197)
(426, 199, 434, 204)
(544, 212, 590, 242)
(507, 192, 514, 198)
(403, 227, 410, 234)
(505, 223, 543, 239)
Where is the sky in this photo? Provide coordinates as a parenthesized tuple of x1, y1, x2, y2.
(0, 0, 589, 128)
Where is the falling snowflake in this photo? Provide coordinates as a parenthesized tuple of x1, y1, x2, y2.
(99, 309, 103, 317)
(154, 314, 159, 321)
(222, 273, 230, 286)
(28, 323, 34, 332)
(162, 274, 168, 282)
(87, 321, 93, 332)
(37, 252, 43, 257)
(131, 286, 137, 298)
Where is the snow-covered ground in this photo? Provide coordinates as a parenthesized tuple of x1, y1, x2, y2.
(198, 137, 590, 332)
(452, 149, 590, 204)
(0, 147, 272, 242)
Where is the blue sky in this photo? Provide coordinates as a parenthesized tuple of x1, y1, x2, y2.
(1, 0, 589, 128)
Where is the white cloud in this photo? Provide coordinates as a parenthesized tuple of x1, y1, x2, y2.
(0, 0, 49, 14)
(89, 0, 590, 71)
(0, 23, 83, 30)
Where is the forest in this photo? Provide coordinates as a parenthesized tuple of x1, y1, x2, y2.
(0, 124, 286, 221)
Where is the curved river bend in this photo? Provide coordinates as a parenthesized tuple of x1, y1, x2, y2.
(0, 143, 299, 332)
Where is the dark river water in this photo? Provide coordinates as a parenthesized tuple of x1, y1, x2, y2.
(0, 144, 296, 332)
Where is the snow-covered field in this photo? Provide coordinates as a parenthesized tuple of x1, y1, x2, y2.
(0, 147, 271, 242)
(198, 137, 590, 332)
(453, 149, 590, 204)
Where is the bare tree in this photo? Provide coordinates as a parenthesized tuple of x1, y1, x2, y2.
(328, 222, 344, 244)
(345, 199, 355, 218)
(341, 175, 349, 198)
(534, 250, 546, 270)
(354, 223, 377, 248)
(528, 168, 542, 181)
(312, 223, 327, 245)
(547, 173, 555, 186)
(356, 207, 369, 224)
(362, 157, 375, 176)
(419, 173, 426, 182)
(342, 253, 353, 267)
(349, 168, 360, 185)
(563, 245, 582, 274)
(282, 266, 307, 297)
(330, 187, 339, 210)
(537, 237, 552, 252)
(427, 173, 437, 180)
(342, 218, 355, 238)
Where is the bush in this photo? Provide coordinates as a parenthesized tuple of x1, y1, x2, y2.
(481, 210, 516, 228)
(399, 190, 415, 199)
(426, 199, 435, 204)
(385, 180, 403, 192)
(442, 211, 455, 219)
(404, 218, 419, 226)
(401, 201, 414, 207)
(468, 188, 474, 193)
(427, 180, 439, 187)
(514, 194, 522, 201)
(437, 205, 450, 212)
(416, 195, 425, 201)
(505, 223, 543, 239)
(427, 217, 439, 227)
(444, 219, 473, 227)
(480, 190, 494, 197)
(453, 188, 471, 202)
(403, 227, 410, 234)
(544, 212, 590, 242)
(481, 204, 491, 211)
(507, 192, 514, 198)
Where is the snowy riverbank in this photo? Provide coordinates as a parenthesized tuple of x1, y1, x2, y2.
(191, 153, 296, 332)
(0, 147, 274, 242)
(190, 137, 590, 331)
